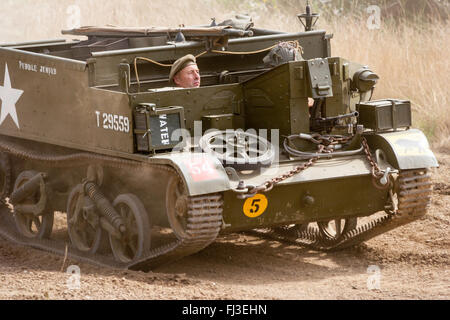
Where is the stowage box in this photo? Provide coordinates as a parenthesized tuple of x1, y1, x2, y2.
(357, 99, 412, 132)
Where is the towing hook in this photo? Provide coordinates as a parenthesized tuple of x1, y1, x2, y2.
(372, 167, 393, 190)
(379, 167, 392, 186)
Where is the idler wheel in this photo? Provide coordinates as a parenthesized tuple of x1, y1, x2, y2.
(109, 194, 151, 263)
(317, 218, 357, 242)
(166, 176, 189, 239)
(67, 184, 105, 253)
(13, 170, 54, 239)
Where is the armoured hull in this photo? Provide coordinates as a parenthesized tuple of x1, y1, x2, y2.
(0, 9, 438, 269)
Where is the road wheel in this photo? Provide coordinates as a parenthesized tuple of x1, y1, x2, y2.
(317, 218, 357, 242)
(109, 194, 151, 263)
(67, 184, 105, 253)
(13, 170, 54, 239)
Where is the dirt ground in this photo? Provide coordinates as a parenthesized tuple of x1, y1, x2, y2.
(0, 152, 448, 300)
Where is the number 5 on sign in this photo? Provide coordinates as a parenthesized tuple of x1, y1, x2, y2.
(243, 194, 268, 218)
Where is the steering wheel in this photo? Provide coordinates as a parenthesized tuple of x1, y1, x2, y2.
(199, 130, 275, 170)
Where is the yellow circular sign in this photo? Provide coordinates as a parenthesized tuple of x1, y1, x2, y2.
(243, 194, 268, 218)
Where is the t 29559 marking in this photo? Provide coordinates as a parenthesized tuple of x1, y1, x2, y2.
(95, 111, 130, 133)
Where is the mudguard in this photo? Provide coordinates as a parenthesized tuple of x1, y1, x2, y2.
(364, 129, 438, 170)
(154, 152, 230, 196)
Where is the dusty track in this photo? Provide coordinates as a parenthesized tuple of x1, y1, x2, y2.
(0, 152, 448, 300)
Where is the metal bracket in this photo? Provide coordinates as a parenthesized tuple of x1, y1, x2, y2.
(225, 167, 241, 181)
(118, 62, 131, 94)
(307, 58, 333, 98)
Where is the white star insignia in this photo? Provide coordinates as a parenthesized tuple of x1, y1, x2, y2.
(0, 63, 23, 129)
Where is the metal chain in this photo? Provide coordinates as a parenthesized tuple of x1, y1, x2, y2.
(361, 137, 391, 189)
(234, 156, 319, 199)
(259, 134, 353, 192)
(260, 156, 319, 191)
(309, 133, 353, 145)
(361, 137, 383, 179)
(234, 134, 391, 198)
(234, 134, 346, 199)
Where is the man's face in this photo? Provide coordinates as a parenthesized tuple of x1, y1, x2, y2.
(173, 64, 200, 88)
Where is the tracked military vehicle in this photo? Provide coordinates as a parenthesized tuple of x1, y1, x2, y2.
(0, 4, 438, 270)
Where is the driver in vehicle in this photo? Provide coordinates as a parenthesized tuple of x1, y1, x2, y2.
(168, 54, 313, 108)
(169, 54, 201, 88)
